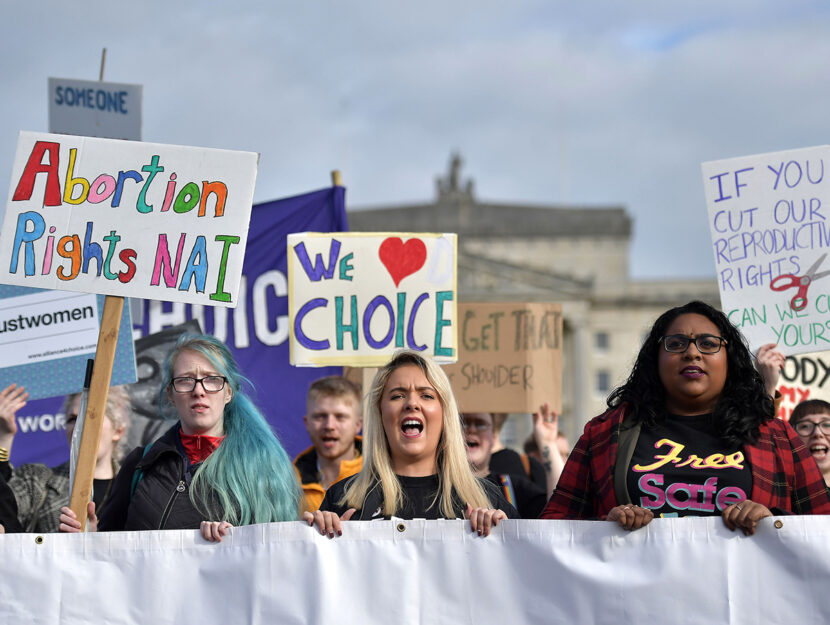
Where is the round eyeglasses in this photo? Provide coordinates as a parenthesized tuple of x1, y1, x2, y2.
(171, 376, 227, 393)
(660, 334, 726, 354)
(793, 420, 830, 437)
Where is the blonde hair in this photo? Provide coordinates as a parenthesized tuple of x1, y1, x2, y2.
(306, 376, 362, 416)
(64, 385, 132, 462)
(342, 350, 491, 517)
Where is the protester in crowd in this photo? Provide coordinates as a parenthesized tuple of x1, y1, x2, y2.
(306, 350, 518, 537)
(464, 404, 565, 517)
(488, 413, 548, 493)
(753, 342, 786, 400)
(294, 376, 363, 512)
(789, 399, 830, 487)
(464, 411, 547, 518)
(0, 383, 130, 533)
(60, 334, 303, 541)
(525, 431, 571, 465)
(542, 301, 830, 534)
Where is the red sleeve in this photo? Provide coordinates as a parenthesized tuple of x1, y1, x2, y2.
(541, 421, 600, 519)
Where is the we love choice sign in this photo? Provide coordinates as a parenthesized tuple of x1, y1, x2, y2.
(287, 232, 457, 366)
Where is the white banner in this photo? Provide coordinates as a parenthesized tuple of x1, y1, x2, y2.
(1, 517, 828, 624)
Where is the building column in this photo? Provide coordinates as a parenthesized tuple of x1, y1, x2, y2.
(564, 301, 592, 441)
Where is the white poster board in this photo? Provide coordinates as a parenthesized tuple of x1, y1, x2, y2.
(0, 290, 99, 367)
(703, 146, 830, 355)
(0, 132, 258, 307)
(49, 77, 142, 141)
(287, 232, 457, 366)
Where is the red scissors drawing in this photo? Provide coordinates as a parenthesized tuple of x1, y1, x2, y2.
(770, 253, 830, 311)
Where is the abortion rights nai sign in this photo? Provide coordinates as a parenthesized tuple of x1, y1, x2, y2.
(702, 146, 830, 355)
(0, 132, 258, 307)
(288, 233, 457, 366)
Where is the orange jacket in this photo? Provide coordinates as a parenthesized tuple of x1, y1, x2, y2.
(293, 438, 363, 512)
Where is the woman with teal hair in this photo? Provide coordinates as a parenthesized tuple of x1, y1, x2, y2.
(60, 334, 303, 539)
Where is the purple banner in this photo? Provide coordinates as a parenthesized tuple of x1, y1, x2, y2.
(10, 186, 348, 466)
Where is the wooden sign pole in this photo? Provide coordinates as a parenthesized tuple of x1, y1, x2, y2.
(99, 48, 107, 81)
(68, 295, 124, 528)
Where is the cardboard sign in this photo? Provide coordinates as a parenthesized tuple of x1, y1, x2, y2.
(48, 77, 142, 141)
(442, 302, 562, 413)
(0, 284, 136, 400)
(0, 132, 258, 307)
(702, 146, 830, 355)
(777, 350, 830, 421)
(288, 232, 457, 366)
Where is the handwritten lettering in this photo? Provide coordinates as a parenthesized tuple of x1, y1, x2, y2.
(632, 439, 744, 472)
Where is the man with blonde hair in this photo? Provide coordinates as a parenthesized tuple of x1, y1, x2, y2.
(294, 376, 363, 511)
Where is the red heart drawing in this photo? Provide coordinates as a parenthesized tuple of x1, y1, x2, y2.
(379, 237, 427, 287)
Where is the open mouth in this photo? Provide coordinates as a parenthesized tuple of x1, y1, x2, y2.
(466, 438, 480, 448)
(811, 444, 828, 461)
(681, 366, 704, 378)
(401, 418, 424, 437)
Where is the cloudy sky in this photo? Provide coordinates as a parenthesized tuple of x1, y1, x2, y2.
(2, 1, 828, 279)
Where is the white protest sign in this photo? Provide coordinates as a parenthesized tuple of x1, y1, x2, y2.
(702, 146, 830, 355)
(49, 77, 142, 140)
(0, 290, 99, 367)
(0, 132, 258, 307)
(288, 232, 457, 366)
(777, 350, 830, 420)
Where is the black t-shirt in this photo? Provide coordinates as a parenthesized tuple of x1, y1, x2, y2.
(627, 413, 752, 517)
(320, 473, 519, 520)
(489, 449, 547, 491)
(92, 477, 113, 510)
(0, 472, 22, 533)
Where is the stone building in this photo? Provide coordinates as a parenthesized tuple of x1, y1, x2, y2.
(347, 154, 719, 445)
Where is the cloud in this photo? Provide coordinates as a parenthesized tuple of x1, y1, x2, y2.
(2, 1, 830, 279)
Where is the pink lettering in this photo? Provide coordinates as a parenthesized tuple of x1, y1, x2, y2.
(666, 483, 694, 510)
(716, 487, 745, 511)
(638, 473, 666, 509)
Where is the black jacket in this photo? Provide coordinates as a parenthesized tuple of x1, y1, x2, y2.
(0, 470, 23, 533)
(98, 424, 213, 531)
(489, 448, 547, 492)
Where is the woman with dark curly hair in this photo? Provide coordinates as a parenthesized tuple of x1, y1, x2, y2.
(541, 301, 830, 534)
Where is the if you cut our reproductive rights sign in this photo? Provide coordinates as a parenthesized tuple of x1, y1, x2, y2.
(702, 145, 830, 355)
(0, 132, 258, 307)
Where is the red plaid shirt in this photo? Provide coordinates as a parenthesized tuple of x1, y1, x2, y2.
(541, 404, 830, 519)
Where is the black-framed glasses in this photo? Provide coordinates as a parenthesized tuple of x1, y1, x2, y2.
(171, 376, 227, 393)
(660, 334, 726, 354)
(793, 420, 830, 437)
